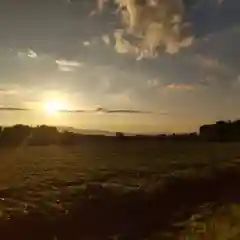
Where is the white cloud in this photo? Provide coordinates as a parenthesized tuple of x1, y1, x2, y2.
(114, 30, 138, 55)
(58, 66, 75, 72)
(237, 75, 240, 83)
(27, 49, 38, 58)
(83, 41, 91, 47)
(55, 59, 82, 67)
(102, 34, 110, 45)
(110, 0, 193, 58)
(147, 78, 159, 87)
(55, 59, 83, 72)
(18, 49, 38, 59)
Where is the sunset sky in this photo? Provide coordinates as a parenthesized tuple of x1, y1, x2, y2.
(0, 0, 239, 133)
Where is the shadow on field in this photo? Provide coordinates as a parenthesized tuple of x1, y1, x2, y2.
(1, 165, 240, 239)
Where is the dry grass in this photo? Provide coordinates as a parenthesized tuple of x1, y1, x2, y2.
(0, 141, 239, 239)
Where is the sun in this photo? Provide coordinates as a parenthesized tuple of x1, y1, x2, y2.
(44, 100, 65, 115)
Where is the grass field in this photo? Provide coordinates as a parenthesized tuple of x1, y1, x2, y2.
(0, 141, 240, 239)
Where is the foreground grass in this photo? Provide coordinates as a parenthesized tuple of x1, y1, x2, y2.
(0, 142, 239, 239)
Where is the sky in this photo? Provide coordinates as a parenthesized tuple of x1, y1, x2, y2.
(0, 0, 239, 133)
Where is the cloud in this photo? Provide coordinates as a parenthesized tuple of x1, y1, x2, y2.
(55, 60, 82, 67)
(99, 0, 193, 58)
(114, 30, 138, 55)
(0, 107, 29, 111)
(57, 66, 76, 72)
(0, 105, 152, 114)
(102, 34, 111, 45)
(218, 0, 225, 5)
(147, 78, 159, 87)
(0, 89, 18, 95)
(59, 107, 152, 114)
(0, 84, 25, 96)
(234, 75, 240, 86)
(55, 59, 83, 72)
(83, 41, 91, 47)
(59, 109, 87, 113)
(231, 75, 240, 88)
(95, 107, 151, 114)
(97, 0, 106, 13)
(18, 49, 38, 59)
(166, 83, 195, 90)
(195, 54, 234, 78)
(196, 55, 222, 70)
(27, 49, 38, 58)
(198, 75, 218, 86)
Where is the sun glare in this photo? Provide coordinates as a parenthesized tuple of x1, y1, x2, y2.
(44, 100, 65, 115)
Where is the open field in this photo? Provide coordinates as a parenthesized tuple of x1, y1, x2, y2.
(0, 141, 240, 239)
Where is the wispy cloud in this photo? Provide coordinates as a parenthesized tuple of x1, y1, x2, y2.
(166, 83, 195, 90)
(59, 106, 169, 115)
(55, 59, 83, 72)
(147, 79, 159, 87)
(198, 75, 218, 86)
(18, 49, 38, 59)
(0, 107, 29, 111)
(55, 60, 82, 67)
(59, 107, 153, 114)
(196, 55, 222, 70)
(0, 89, 18, 95)
(95, 107, 151, 114)
(195, 54, 235, 81)
(0, 105, 166, 115)
(58, 66, 76, 72)
(27, 49, 38, 58)
(83, 41, 91, 47)
(102, 34, 111, 45)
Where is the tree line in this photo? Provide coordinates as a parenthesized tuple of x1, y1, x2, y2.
(199, 120, 240, 141)
(0, 120, 239, 146)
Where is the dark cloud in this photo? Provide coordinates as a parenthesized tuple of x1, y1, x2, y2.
(0, 107, 29, 111)
(0, 105, 155, 114)
(59, 107, 153, 114)
(95, 107, 151, 114)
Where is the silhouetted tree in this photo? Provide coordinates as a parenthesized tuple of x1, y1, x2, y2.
(0, 125, 31, 146)
(116, 132, 124, 139)
(200, 120, 240, 141)
(29, 125, 59, 145)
